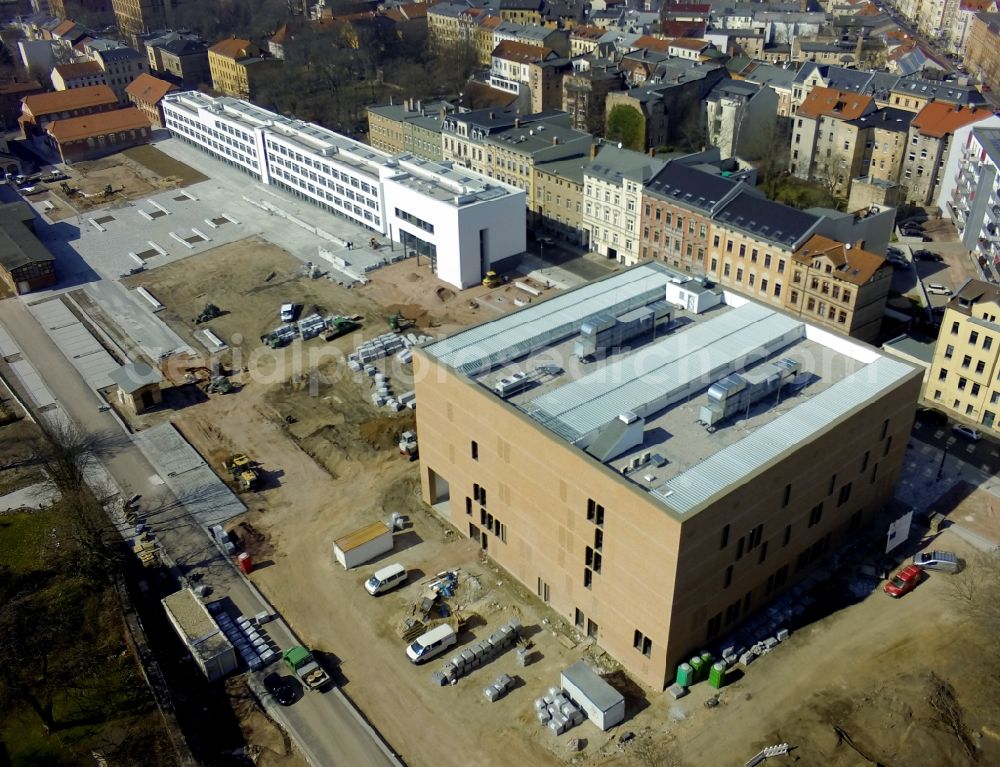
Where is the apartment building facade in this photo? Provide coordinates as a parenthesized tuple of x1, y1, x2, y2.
(964, 12, 1000, 97)
(367, 99, 451, 162)
(161, 91, 526, 289)
(562, 60, 625, 135)
(853, 107, 914, 187)
(146, 32, 211, 89)
(583, 143, 666, 264)
(900, 102, 998, 206)
(414, 262, 921, 689)
(532, 156, 587, 244)
(51, 61, 107, 91)
(924, 279, 1000, 434)
(94, 47, 149, 104)
(787, 235, 892, 343)
(949, 126, 1000, 269)
(125, 73, 176, 127)
(112, 0, 182, 41)
(638, 159, 746, 272)
(208, 39, 279, 101)
(790, 86, 876, 197)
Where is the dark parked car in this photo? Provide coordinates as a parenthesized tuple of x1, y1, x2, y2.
(264, 673, 296, 706)
(913, 249, 942, 262)
(902, 231, 931, 241)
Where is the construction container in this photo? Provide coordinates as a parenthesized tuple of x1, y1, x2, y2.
(333, 521, 393, 569)
(675, 662, 693, 687)
(708, 662, 727, 689)
(237, 552, 253, 574)
(162, 589, 237, 681)
(560, 661, 625, 731)
(689, 655, 705, 682)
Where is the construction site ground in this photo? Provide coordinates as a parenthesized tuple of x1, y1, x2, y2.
(70, 231, 999, 766)
(29, 145, 206, 222)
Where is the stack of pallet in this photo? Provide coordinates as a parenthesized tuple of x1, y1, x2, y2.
(534, 687, 585, 735)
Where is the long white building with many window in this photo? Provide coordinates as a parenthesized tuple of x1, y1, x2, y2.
(161, 91, 526, 288)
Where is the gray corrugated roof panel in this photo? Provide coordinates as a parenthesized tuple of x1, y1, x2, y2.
(652, 356, 915, 514)
(526, 303, 804, 443)
(424, 263, 678, 375)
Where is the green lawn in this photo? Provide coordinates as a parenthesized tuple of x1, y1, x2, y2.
(0, 507, 60, 574)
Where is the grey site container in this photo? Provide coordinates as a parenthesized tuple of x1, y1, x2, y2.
(560, 661, 626, 731)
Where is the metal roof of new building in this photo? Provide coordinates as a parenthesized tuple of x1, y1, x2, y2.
(425, 263, 678, 374)
(653, 356, 914, 514)
(524, 302, 803, 442)
(644, 160, 744, 211)
(713, 189, 819, 249)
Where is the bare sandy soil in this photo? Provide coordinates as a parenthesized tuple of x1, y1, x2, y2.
(102, 236, 1000, 767)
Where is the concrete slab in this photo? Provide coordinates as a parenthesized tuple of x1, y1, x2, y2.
(0, 324, 19, 358)
(28, 298, 121, 390)
(132, 423, 245, 529)
(83, 280, 193, 360)
(10, 358, 56, 408)
(0, 481, 60, 511)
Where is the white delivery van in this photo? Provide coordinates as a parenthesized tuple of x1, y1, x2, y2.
(365, 563, 407, 595)
(406, 624, 457, 663)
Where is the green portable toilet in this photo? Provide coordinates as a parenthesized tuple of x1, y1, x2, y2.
(689, 655, 705, 682)
(701, 651, 713, 667)
(708, 662, 727, 689)
(676, 662, 694, 687)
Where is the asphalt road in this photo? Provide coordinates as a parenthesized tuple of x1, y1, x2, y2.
(911, 410, 1000, 478)
(0, 297, 399, 767)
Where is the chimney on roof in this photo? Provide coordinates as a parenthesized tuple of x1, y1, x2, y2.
(489, 111, 495, 118)
(417, 99, 422, 112)
(552, 135, 559, 145)
(515, 116, 521, 127)
(590, 141, 598, 159)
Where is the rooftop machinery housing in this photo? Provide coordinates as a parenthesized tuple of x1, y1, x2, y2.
(413, 262, 921, 689)
(161, 91, 526, 289)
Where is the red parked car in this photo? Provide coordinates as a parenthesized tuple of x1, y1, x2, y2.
(884, 564, 924, 598)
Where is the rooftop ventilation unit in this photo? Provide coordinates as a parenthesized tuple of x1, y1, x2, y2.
(698, 358, 800, 430)
(574, 301, 672, 360)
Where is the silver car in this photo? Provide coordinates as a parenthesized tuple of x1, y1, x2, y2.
(912, 550, 961, 573)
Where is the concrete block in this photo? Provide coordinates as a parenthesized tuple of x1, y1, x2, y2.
(763, 637, 778, 650)
(667, 683, 688, 699)
(740, 651, 756, 667)
(776, 629, 790, 642)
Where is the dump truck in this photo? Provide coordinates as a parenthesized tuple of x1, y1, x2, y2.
(206, 375, 233, 394)
(223, 454, 260, 491)
(194, 303, 221, 324)
(282, 646, 331, 691)
(482, 270, 503, 288)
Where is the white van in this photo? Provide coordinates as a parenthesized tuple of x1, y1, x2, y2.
(365, 563, 407, 595)
(406, 624, 457, 663)
(927, 284, 951, 296)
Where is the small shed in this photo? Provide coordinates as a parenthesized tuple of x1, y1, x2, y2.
(333, 521, 393, 568)
(560, 661, 625, 731)
(109, 361, 163, 414)
(162, 588, 237, 681)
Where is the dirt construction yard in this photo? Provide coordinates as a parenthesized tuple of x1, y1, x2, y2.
(107, 238, 1000, 767)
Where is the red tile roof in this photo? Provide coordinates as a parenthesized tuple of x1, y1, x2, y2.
(47, 107, 150, 143)
(797, 86, 874, 120)
(911, 102, 996, 138)
(669, 36, 710, 50)
(492, 40, 552, 63)
(22, 85, 117, 117)
(209, 38, 253, 59)
(125, 73, 177, 104)
(632, 35, 671, 53)
(53, 60, 104, 79)
(794, 235, 887, 286)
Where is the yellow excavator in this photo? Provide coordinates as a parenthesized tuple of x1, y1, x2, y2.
(482, 270, 504, 288)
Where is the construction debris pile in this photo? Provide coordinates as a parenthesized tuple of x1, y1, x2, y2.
(534, 687, 586, 735)
(397, 570, 463, 643)
(431, 618, 521, 687)
(208, 604, 278, 671)
(261, 314, 360, 348)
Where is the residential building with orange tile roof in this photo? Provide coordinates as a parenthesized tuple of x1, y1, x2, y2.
(788, 235, 891, 341)
(790, 87, 876, 197)
(208, 39, 279, 100)
(125, 73, 177, 127)
(45, 106, 151, 163)
(51, 60, 107, 92)
(20, 84, 119, 139)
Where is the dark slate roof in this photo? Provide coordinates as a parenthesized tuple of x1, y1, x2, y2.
(891, 76, 987, 107)
(850, 106, 915, 132)
(644, 161, 742, 212)
(100, 46, 145, 62)
(0, 202, 54, 272)
(713, 190, 819, 249)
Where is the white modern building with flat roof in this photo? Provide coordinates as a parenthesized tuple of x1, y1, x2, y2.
(161, 91, 526, 288)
